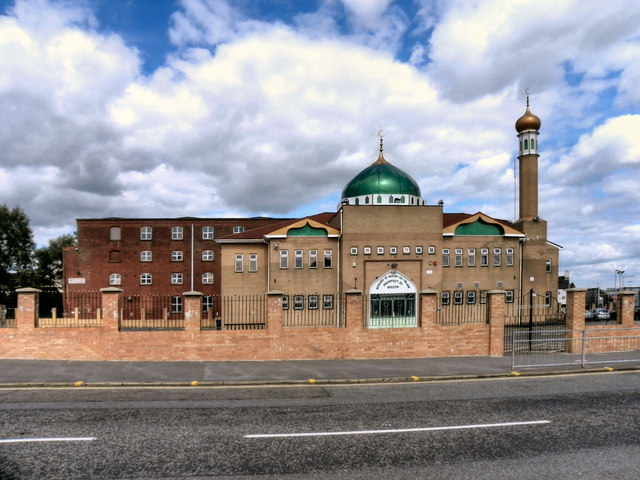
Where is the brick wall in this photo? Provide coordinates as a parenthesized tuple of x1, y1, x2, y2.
(0, 289, 510, 362)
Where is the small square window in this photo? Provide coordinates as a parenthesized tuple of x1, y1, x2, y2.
(428, 246, 436, 255)
(233, 226, 245, 234)
(202, 250, 214, 261)
(109, 273, 121, 285)
(140, 251, 152, 262)
(363, 247, 372, 255)
(171, 273, 183, 285)
(171, 251, 183, 262)
(172, 226, 183, 240)
(308, 295, 319, 309)
(140, 273, 152, 285)
(377, 247, 384, 255)
(415, 246, 423, 254)
(202, 226, 214, 240)
(140, 226, 152, 240)
(202, 272, 214, 284)
(403, 246, 410, 254)
(350, 247, 358, 255)
(390, 246, 397, 255)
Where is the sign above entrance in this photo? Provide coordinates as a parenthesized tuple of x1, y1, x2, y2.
(370, 270, 416, 294)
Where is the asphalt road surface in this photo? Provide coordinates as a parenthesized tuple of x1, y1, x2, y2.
(1, 371, 639, 479)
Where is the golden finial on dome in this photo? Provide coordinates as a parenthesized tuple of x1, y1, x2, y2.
(515, 89, 541, 132)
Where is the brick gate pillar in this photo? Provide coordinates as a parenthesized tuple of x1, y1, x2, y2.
(419, 290, 438, 328)
(565, 288, 586, 353)
(16, 287, 40, 330)
(616, 291, 636, 327)
(487, 290, 506, 356)
(266, 291, 284, 336)
(183, 291, 202, 333)
(345, 289, 363, 330)
(100, 287, 122, 331)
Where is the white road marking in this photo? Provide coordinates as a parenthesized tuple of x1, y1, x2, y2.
(246, 420, 550, 439)
(0, 437, 96, 444)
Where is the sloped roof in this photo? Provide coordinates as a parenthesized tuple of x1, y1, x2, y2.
(216, 212, 338, 242)
(443, 212, 524, 237)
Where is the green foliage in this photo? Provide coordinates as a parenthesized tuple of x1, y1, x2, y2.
(0, 204, 75, 290)
(0, 204, 35, 290)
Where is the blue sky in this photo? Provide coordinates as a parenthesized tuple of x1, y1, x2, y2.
(1, 0, 640, 289)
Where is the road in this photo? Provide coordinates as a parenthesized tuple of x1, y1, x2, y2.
(1, 371, 639, 479)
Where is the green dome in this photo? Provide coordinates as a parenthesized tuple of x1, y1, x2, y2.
(341, 153, 422, 201)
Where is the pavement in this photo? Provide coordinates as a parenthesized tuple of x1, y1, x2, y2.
(0, 356, 635, 387)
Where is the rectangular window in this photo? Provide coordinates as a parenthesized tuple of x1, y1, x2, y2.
(202, 272, 214, 284)
(202, 250, 214, 261)
(171, 296, 183, 313)
(428, 246, 436, 255)
(109, 226, 121, 241)
(403, 246, 410, 255)
(350, 247, 358, 255)
(415, 246, 423, 255)
(453, 291, 463, 305)
(235, 254, 243, 273)
(295, 250, 303, 269)
(308, 295, 319, 309)
(546, 258, 552, 272)
(390, 246, 398, 255)
(441, 291, 450, 305)
(493, 248, 502, 267)
(468, 248, 476, 267)
(545, 291, 552, 306)
(506, 248, 514, 267)
(323, 250, 333, 268)
(467, 291, 476, 304)
(249, 254, 258, 272)
(233, 225, 244, 234)
(172, 226, 183, 240)
(442, 248, 450, 267)
(294, 295, 304, 310)
(140, 251, 152, 262)
(481, 248, 489, 267)
(309, 250, 318, 268)
(109, 273, 121, 285)
(377, 246, 384, 255)
(140, 273, 152, 285)
(364, 246, 372, 255)
(202, 226, 214, 240)
(282, 295, 289, 310)
(480, 290, 488, 304)
(506, 290, 514, 303)
(171, 250, 183, 262)
(455, 248, 463, 267)
(280, 250, 288, 269)
(202, 296, 213, 313)
(171, 273, 183, 285)
(140, 226, 152, 240)
(323, 295, 334, 309)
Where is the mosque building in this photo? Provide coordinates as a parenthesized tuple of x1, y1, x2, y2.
(63, 99, 560, 326)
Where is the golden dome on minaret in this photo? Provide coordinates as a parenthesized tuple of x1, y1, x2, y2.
(515, 94, 541, 132)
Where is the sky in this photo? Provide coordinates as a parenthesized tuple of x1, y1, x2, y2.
(1, 0, 639, 290)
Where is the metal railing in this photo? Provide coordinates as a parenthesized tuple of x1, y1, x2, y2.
(282, 295, 344, 327)
(511, 328, 640, 369)
(437, 302, 488, 325)
(121, 294, 185, 330)
(201, 295, 266, 330)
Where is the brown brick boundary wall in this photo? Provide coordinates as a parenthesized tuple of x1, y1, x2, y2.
(6, 288, 635, 362)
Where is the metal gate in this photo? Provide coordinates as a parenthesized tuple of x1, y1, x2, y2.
(504, 289, 566, 353)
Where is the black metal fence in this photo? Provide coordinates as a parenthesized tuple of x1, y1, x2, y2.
(436, 300, 488, 325)
(504, 290, 566, 353)
(201, 295, 266, 330)
(0, 290, 17, 327)
(282, 294, 344, 327)
(121, 294, 185, 330)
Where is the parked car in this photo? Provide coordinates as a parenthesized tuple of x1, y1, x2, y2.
(594, 308, 610, 320)
(585, 310, 595, 320)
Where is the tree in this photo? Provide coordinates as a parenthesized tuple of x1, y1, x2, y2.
(0, 205, 35, 290)
(32, 233, 76, 288)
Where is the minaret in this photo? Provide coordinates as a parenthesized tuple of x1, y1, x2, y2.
(515, 93, 541, 222)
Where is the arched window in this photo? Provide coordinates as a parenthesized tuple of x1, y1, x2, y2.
(531, 139, 535, 150)
(377, 195, 382, 203)
(524, 139, 529, 150)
